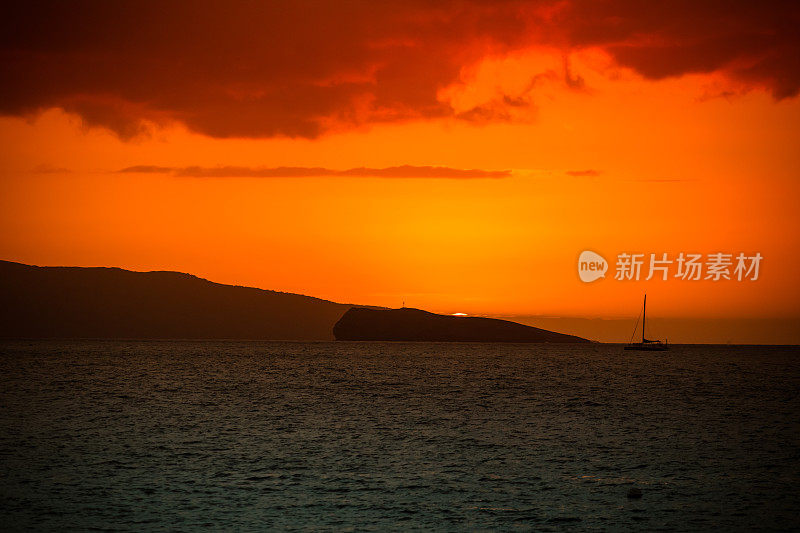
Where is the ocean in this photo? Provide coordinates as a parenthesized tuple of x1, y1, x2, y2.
(0, 341, 798, 531)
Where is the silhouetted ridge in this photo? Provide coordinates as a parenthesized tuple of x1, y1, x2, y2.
(333, 307, 589, 343)
(0, 260, 351, 340)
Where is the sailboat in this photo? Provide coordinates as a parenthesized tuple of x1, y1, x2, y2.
(624, 294, 669, 351)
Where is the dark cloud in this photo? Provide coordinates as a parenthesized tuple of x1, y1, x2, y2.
(566, 169, 601, 177)
(119, 165, 511, 179)
(563, 56, 586, 91)
(557, 0, 800, 99)
(2, 1, 797, 139)
(119, 165, 172, 174)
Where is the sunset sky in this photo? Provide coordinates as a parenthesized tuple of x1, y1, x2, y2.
(2, 1, 799, 341)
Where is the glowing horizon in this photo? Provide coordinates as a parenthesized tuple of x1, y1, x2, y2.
(1, 2, 799, 341)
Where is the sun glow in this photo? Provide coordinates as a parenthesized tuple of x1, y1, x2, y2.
(1, 2, 799, 340)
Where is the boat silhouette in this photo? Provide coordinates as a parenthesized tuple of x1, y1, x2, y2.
(624, 294, 669, 351)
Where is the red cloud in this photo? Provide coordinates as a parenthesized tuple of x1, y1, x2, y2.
(2, 1, 797, 139)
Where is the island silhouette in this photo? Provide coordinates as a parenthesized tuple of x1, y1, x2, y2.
(334, 307, 589, 343)
(1, 259, 586, 342)
(0, 260, 349, 340)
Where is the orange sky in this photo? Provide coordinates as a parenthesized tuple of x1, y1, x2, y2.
(1, 2, 799, 340)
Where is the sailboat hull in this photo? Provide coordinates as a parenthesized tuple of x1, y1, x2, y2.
(624, 343, 669, 351)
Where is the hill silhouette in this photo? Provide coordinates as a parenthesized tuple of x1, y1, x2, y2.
(0, 260, 351, 340)
(1, 260, 590, 342)
(334, 307, 589, 343)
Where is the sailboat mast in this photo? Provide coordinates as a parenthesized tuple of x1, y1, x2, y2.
(642, 294, 647, 343)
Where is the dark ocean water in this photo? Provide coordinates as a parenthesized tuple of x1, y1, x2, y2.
(0, 341, 798, 531)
